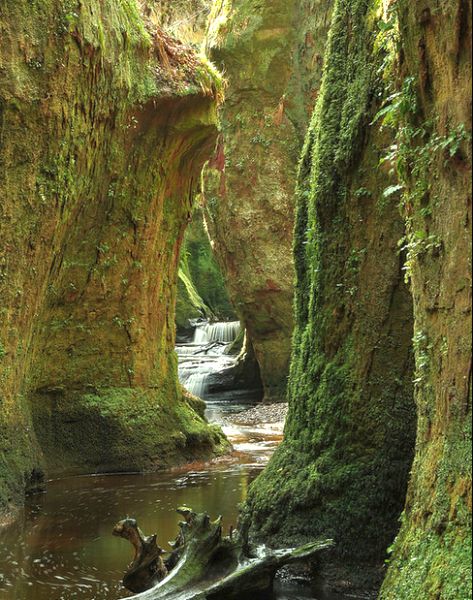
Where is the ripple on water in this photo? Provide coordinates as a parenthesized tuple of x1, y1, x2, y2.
(0, 393, 285, 600)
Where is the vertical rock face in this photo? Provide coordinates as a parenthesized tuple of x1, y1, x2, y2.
(204, 0, 333, 402)
(381, 1, 472, 598)
(0, 0, 226, 517)
(241, 0, 416, 590)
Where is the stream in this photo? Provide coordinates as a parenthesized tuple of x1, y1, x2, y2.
(0, 322, 341, 600)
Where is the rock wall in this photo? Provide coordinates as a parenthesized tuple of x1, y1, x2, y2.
(203, 0, 333, 402)
(142, 0, 212, 45)
(0, 0, 226, 518)
(241, 0, 416, 591)
(381, 1, 472, 598)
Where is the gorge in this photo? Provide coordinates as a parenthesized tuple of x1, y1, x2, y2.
(0, 1, 471, 600)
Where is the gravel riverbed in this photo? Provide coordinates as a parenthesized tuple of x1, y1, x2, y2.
(224, 403, 288, 427)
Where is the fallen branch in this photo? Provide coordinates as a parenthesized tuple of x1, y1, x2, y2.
(113, 518, 168, 593)
(194, 342, 228, 355)
(114, 508, 334, 599)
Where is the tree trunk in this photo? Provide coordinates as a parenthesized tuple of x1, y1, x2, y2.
(115, 510, 334, 599)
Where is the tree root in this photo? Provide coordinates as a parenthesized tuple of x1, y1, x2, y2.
(114, 507, 334, 599)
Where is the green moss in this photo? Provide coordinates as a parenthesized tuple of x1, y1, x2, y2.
(0, 0, 225, 516)
(176, 263, 209, 329)
(30, 386, 229, 475)
(241, 0, 415, 588)
(382, 417, 472, 599)
(179, 208, 235, 324)
(384, 528, 472, 600)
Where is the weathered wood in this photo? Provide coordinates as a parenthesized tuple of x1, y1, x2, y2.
(115, 508, 334, 599)
(113, 518, 168, 593)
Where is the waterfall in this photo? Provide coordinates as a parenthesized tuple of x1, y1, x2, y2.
(185, 373, 209, 398)
(177, 320, 242, 400)
(193, 321, 241, 344)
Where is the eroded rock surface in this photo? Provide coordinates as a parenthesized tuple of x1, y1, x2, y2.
(0, 0, 227, 517)
(203, 0, 333, 402)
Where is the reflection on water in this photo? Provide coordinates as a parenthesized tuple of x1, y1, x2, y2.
(0, 397, 338, 600)
(0, 467, 260, 599)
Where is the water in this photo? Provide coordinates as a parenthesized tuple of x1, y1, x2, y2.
(193, 321, 241, 345)
(0, 405, 291, 600)
(0, 322, 340, 599)
(177, 320, 242, 399)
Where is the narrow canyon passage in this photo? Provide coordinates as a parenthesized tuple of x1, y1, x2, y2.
(0, 1, 471, 599)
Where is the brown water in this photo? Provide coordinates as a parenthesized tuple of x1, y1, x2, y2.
(0, 397, 342, 600)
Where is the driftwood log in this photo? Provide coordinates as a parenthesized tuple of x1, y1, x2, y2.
(113, 518, 168, 593)
(114, 507, 334, 599)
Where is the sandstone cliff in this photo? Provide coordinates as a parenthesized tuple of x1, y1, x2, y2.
(381, 1, 472, 597)
(0, 0, 226, 518)
(203, 0, 333, 402)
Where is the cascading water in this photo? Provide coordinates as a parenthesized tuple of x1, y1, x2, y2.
(184, 373, 209, 398)
(193, 321, 241, 344)
(177, 321, 241, 399)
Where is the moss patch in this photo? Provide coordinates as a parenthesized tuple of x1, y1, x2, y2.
(241, 0, 416, 590)
(177, 207, 235, 331)
(30, 386, 228, 475)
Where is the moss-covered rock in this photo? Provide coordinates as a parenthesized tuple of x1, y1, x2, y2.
(176, 207, 236, 332)
(380, 1, 472, 598)
(0, 0, 228, 517)
(203, 0, 333, 402)
(30, 386, 228, 477)
(240, 0, 416, 592)
(186, 209, 235, 313)
(176, 248, 211, 332)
